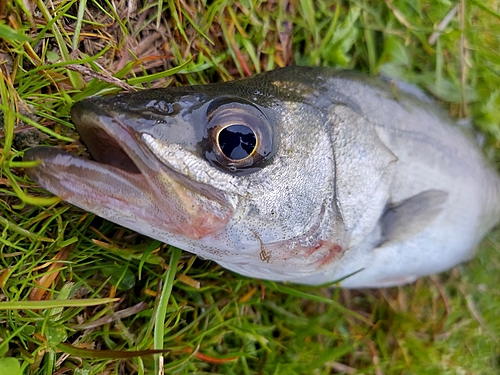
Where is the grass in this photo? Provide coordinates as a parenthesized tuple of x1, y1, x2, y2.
(0, 0, 500, 374)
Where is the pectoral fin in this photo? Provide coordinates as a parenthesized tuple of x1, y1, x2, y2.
(380, 190, 449, 245)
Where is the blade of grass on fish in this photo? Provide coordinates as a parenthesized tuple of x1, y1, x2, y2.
(0, 298, 120, 310)
(9, 160, 41, 169)
(154, 247, 182, 375)
(3, 167, 61, 206)
(70, 66, 137, 100)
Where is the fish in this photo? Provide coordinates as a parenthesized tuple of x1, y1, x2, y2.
(24, 66, 500, 288)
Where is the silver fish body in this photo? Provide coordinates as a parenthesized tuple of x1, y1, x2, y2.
(24, 66, 500, 288)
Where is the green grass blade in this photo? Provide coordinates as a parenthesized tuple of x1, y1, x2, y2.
(154, 247, 182, 374)
(0, 298, 120, 310)
(57, 342, 170, 359)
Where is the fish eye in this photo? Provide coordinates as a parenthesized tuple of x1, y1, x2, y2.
(216, 124, 257, 161)
(206, 99, 274, 175)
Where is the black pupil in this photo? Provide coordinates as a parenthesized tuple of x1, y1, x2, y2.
(218, 125, 256, 160)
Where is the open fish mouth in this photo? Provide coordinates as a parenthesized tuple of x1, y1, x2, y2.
(24, 97, 236, 241)
(68, 98, 144, 175)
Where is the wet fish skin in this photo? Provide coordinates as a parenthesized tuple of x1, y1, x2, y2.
(24, 66, 500, 288)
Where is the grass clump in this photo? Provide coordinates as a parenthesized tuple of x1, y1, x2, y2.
(0, 0, 499, 374)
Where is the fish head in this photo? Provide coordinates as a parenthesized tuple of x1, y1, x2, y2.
(24, 69, 388, 282)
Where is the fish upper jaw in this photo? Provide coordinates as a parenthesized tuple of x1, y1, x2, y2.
(140, 133, 249, 196)
(25, 97, 238, 241)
